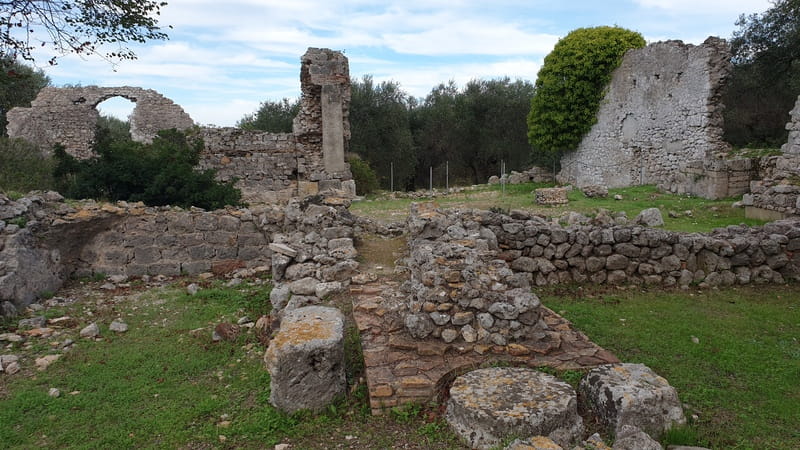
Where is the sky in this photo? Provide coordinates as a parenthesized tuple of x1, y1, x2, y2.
(33, 0, 772, 127)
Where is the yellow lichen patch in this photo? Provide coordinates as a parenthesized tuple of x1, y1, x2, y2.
(66, 209, 98, 220)
(269, 318, 337, 348)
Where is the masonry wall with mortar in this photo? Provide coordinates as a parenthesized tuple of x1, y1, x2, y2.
(558, 38, 734, 198)
(7, 48, 353, 204)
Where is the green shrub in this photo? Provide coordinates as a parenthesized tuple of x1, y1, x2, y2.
(53, 129, 243, 210)
(528, 26, 645, 157)
(0, 137, 55, 193)
(347, 154, 379, 196)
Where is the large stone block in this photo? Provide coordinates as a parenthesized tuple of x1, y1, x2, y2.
(446, 367, 583, 449)
(263, 306, 346, 413)
(579, 363, 685, 439)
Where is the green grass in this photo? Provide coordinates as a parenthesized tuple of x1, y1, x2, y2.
(352, 183, 765, 233)
(542, 284, 800, 449)
(0, 280, 463, 449)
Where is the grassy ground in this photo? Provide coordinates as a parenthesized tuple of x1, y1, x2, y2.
(0, 278, 462, 449)
(541, 284, 800, 449)
(351, 183, 765, 233)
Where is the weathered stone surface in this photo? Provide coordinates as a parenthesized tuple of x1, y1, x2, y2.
(79, 322, 100, 339)
(636, 208, 665, 227)
(580, 363, 685, 438)
(504, 436, 564, 449)
(264, 306, 346, 413)
(535, 188, 569, 205)
(270, 284, 291, 311)
(446, 367, 583, 449)
(109, 319, 128, 333)
(611, 425, 663, 450)
(558, 38, 732, 197)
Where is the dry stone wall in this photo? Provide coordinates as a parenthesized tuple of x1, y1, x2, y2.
(404, 203, 800, 303)
(558, 38, 732, 195)
(0, 192, 359, 312)
(7, 86, 194, 159)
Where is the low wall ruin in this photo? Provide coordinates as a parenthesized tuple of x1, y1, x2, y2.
(7, 48, 353, 204)
(558, 38, 732, 196)
(0, 191, 360, 311)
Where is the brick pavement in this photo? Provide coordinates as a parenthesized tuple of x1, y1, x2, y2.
(349, 278, 620, 415)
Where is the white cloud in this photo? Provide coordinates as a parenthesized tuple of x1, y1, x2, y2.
(633, 0, 771, 15)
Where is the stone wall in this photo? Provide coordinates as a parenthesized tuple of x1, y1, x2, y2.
(558, 38, 732, 192)
(659, 157, 757, 199)
(0, 192, 360, 311)
(7, 86, 195, 159)
(7, 48, 354, 204)
(404, 204, 800, 297)
(782, 95, 800, 155)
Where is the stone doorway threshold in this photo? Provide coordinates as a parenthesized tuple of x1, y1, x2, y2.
(350, 278, 620, 415)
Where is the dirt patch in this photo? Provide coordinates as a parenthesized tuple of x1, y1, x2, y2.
(355, 235, 408, 277)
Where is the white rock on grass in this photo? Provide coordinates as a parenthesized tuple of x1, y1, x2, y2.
(109, 319, 128, 333)
(612, 425, 663, 450)
(79, 322, 100, 339)
(48, 388, 61, 397)
(35, 354, 60, 371)
(186, 283, 200, 295)
(635, 208, 665, 227)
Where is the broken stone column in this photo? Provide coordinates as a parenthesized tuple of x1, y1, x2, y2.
(263, 305, 346, 413)
(579, 363, 685, 439)
(446, 367, 583, 449)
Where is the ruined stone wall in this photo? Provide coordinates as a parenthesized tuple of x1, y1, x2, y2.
(194, 48, 354, 204)
(660, 157, 757, 199)
(7, 86, 194, 159)
(558, 38, 732, 192)
(7, 48, 353, 204)
(0, 192, 360, 311)
(782, 95, 800, 155)
(405, 205, 800, 296)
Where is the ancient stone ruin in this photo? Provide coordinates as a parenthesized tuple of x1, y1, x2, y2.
(7, 48, 354, 204)
(557, 37, 750, 199)
(7, 86, 195, 159)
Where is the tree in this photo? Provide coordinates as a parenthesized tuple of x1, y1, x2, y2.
(527, 26, 645, 160)
(724, 0, 800, 147)
(53, 129, 242, 210)
(0, 0, 169, 64)
(349, 75, 416, 190)
(0, 56, 49, 134)
(237, 97, 300, 132)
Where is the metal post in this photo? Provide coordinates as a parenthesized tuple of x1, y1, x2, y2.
(390, 162, 394, 192)
(429, 166, 433, 194)
(446, 161, 449, 192)
(501, 160, 506, 195)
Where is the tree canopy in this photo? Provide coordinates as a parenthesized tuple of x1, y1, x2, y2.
(0, 0, 169, 64)
(527, 26, 645, 158)
(0, 56, 49, 135)
(237, 97, 300, 133)
(723, 0, 800, 147)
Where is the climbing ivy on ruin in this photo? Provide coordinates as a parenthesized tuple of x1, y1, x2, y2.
(527, 26, 645, 158)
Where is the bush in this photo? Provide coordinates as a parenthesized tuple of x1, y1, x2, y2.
(53, 129, 243, 210)
(528, 26, 645, 156)
(347, 154, 379, 195)
(0, 137, 55, 193)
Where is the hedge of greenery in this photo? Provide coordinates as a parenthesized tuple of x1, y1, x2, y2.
(527, 26, 646, 158)
(53, 129, 242, 210)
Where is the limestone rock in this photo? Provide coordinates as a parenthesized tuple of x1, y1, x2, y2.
(611, 425, 663, 450)
(446, 367, 583, 449)
(264, 306, 346, 413)
(504, 436, 563, 449)
(186, 283, 199, 295)
(109, 319, 128, 333)
(79, 322, 100, 339)
(580, 363, 685, 438)
(35, 354, 60, 371)
(636, 208, 665, 227)
(270, 284, 291, 311)
(405, 313, 435, 339)
(582, 185, 609, 198)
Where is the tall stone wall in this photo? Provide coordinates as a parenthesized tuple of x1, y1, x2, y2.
(7, 86, 195, 159)
(782, 95, 800, 155)
(558, 38, 732, 192)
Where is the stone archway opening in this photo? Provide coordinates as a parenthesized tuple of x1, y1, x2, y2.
(95, 96, 136, 145)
